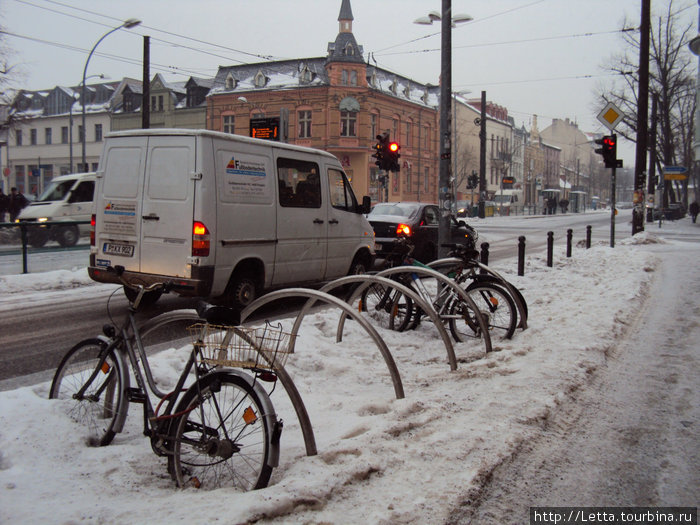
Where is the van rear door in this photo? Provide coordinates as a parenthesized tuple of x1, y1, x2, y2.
(96, 137, 147, 273)
(139, 136, 197, 277)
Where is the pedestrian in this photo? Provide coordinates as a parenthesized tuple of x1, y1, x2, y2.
(0, 188, 8, 222)
(690, 200, 699, 224)
(559, 198, 569, 214)
(8, 187, 29, 222)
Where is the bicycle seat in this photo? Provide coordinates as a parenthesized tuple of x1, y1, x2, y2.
(196, 301, 241, 326)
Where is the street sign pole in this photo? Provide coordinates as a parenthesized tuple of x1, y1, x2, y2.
(610, 165, 617, 248)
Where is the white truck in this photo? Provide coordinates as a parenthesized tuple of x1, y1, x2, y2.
(88, 129, 375, 307)
(493, 189, 523, 216)
(17, 172, 95, 247)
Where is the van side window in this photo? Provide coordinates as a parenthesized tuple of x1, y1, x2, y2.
(328, 168, 358, 212)
(277, 158, 321, 208)
(70, 181, 94, 203)
(423, 207, 439, 225)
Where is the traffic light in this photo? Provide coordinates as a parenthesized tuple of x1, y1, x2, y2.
(595, 134, 618, 168)
(372, 133, 387, 168)
(385, 140, 401, 172)
(466, 172, 479, 189)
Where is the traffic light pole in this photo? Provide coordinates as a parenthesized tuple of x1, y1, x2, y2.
(437, 0, 452, 258)
(478, 90, 487, 219)
(610, 165, 617, 248)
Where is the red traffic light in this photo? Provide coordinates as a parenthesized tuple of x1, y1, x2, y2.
(388, 142, 400, 153)
(603, 136, 615, 149)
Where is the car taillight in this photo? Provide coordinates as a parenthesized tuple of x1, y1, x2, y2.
(192, 221, 210, 257)
(90, 214, 96, 246)
(396, 223, 412, 236)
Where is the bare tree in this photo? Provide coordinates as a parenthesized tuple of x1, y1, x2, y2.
(596, 1, 696, 206)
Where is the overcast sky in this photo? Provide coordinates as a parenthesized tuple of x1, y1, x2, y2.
(2, 0, 698, 164)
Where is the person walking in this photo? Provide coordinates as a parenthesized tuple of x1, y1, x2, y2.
(8, 187, 29, 222)
(0, 188, 8, 222)
(690, 200, 699, 224)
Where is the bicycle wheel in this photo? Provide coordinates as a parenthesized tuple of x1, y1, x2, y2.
(472, 274, 528, 325)
(448, 283, 517, 341)
(49, 338, 124, 447)
(171, 371, 274, 491)
(359, 281, 414, 331)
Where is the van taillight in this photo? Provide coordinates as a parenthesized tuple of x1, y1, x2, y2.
(90, 214, 96, 246)
(192, 221, 210, 257)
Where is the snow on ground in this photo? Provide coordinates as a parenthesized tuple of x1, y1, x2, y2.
(0, 218, 698, 524)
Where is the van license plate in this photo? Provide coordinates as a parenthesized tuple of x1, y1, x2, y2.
(103, 242, 134, 257)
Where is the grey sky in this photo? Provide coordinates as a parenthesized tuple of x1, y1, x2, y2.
(2, 0, 697, 163)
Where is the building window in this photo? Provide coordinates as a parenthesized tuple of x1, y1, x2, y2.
(45, 128, 52, 145)
(371, 114, 377, 139)
(222, 115, 234, 134)
(340, 111, 357, 137)
(405, 166, 411, 191)
(30, 129, 37, 145)
(350, 70, 357, 86)
(405, 122, 411, 148)
(61, 126, 68, 144)
(16, 130, 22, 146)
(95, 123, 103, 142)
(298, 110, 312, 138)
(341, 70, 348, 85)
(392, 119, 398, 141)
(424, 167, 430, 193)
(151, 95, 164, 112)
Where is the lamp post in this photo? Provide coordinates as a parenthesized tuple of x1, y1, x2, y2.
(414, 4, 472, 257)
(81, 18, 141, 172)
(71, 74, 106, 172)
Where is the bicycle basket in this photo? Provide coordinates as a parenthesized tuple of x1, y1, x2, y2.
(188, 322, 294, 370)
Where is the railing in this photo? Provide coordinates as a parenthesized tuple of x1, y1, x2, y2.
(0, 220, 90, 274)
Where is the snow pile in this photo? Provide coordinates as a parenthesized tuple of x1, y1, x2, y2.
(0, 242, 661, 524)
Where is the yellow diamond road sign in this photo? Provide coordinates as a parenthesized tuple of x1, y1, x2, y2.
(597, 102, 624, 131)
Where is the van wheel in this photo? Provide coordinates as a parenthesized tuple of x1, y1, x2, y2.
(57, 225, 80, 247)
(348, 254, 369, 275)
(27, 228, 49, 248)
(227, 273, 258, 311)
(123, 286, 163, 308)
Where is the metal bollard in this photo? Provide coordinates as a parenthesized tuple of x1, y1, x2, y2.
(517, 236, 526, 276)
(586, 225, 592, 249)
(566, 229, 573, 257)
(480, 242, 489, 274)
(547, 231, 554, 267)
(20, 223, 29, 274)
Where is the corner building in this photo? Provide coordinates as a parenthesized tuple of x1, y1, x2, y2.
(206, 0, 440, 203)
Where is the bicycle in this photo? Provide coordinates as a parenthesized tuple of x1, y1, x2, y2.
(49, 266, 288, 491)
(360, 237, 518, 341)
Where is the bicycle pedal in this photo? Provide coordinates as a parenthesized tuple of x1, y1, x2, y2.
(126, 388, 147, 404)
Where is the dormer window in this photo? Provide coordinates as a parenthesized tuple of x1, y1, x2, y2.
(300, 65, 314, 84)
(254, 70, 268, 88)
(225, 73, 236, 90)
(390, 78, 398, 95)
(369, 71, 378, 88)
(403, 85, 411, 99)
(422, 89, 429, 104)
(343, 43, 355, 56)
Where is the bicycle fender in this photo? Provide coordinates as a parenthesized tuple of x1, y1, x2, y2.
(109, 346, 131, 434)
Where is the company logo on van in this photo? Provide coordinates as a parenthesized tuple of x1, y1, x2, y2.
(226, 157, 266, 177)
(104, 202, 136, 216)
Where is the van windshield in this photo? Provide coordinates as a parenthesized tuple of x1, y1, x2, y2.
(493, 194, 512, 204)
(37, 180, 75, 202)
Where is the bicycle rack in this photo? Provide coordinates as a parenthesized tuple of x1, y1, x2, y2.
(429, 257, 528, 330)
(240, 288, 406, 458)
(324, 275, 458, 371)
(372, 265, 493, 355)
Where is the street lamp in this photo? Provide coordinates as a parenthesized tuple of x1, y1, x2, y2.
(71, 74, 107, 172)
(414, 4, 473, 257)
(81, 18, 141, 171)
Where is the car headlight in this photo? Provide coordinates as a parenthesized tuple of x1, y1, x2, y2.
(37, 217, 49, 223)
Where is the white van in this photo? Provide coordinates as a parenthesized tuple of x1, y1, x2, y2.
(493, 189, 523, 216)
(88, 129, 375, 307)
(18, 172, 96, 247)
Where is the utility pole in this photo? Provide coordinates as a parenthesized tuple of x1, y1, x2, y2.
(142, 35, 150, 129)
(437, 0, 452, 258)
(478, 90, 487, 218)
(632, 0, 650, 234)
(647, 94, 658, 222)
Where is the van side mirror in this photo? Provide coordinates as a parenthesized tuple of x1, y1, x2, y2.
(359, 195, 371, 214)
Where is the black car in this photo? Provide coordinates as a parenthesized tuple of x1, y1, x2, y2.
(366, 202, 478, 263)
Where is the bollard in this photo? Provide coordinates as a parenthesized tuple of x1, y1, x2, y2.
(566, 229, 573, 257)
(586, 225, 592, 249)
(546, 231, 554, 267)
(20, 223, 29, 274)
(517, 236, 526, 276)
(480, 242, 489, 274)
